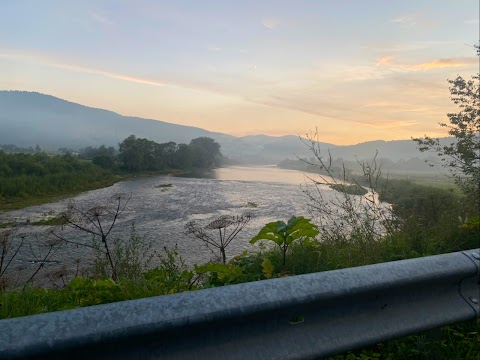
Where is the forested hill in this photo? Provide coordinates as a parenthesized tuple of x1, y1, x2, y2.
(0, 91, 453, 164)
(0, 91, 232, 149)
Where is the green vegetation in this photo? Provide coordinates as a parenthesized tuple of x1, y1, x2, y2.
(0, 247, 195, 318)
(0, 135, 222, 210)
(328, 321, 479, 360)
(0, 143, 39, 154)
(154, 183, 173, 188)
(0, 152, 119, 210)
(118, 135, 221, 172)
(32, 217, 68, 226)
(250, 216, 319, 266)
(1, 137, 478, 359)
(0, 222, 15, 229)
(154, 183, 173, 192)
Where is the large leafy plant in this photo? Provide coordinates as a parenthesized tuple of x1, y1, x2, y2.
(250, 216, 319, 266)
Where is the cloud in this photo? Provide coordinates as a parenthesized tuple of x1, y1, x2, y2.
(339, 65, 393, 81)
(363, 102, 395, 108)
(0, 51, 166, 87)
(390, 12, 435, 29)
(375, 56, 394, 66)
(375, 56, 478, 71)
(393, 107, 434, 113)
(408, 58, 477, 70)
(354, 120, 418, 129)
(390, 13, 419, 27)
(262, 18, 280, 29)
(207, 45, 222, 52)
(0, 49, 252, 103)
(363, 102, 436, 114)
(245, 94, 351, 121)
(0, 49, 461, 133)
(365, 41, 460, 54)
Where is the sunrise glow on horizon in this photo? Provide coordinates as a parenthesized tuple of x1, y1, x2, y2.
(0, 1, 478, 145)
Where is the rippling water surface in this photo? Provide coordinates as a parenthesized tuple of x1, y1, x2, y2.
(1, 166, 337, 282)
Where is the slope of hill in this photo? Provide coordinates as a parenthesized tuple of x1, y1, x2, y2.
(0, 91, 448, 165)
(0, 91, 233, 148)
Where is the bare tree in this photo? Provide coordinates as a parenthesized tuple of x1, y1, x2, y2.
(23, 234, 64, 289)
(300, 131, 395, 259)
(51, 193, 130, 280)
(1, 227, 65, 290)
(0, 227, 23, 290)
(185, 212, 253, 264)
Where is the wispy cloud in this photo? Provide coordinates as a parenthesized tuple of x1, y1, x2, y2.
(355, 120, 418, 129)
(207, 45, 222, 52)
(363, 102, 395, 108)
(262, 18, 280, 29)
(365, 41, 459, 54)
(408, 58, 477, 70)
(0, 51, 165, 87)
(339, 65, 393, 81)
(0, 50, 252, 103)
(390, 12, 435, 29)
(375, 56, 477, 71)
(0, 49, 465, 133)
(375, 56, 394, 66)
(363, 102, 436, 114)
(390, 13, 419, 28)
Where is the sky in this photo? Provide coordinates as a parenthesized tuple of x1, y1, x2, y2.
(0, 1, 478, 145)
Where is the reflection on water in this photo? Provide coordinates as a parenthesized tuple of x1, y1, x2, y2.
(0, 166, 334, 284)
(213, 166, 317, 185)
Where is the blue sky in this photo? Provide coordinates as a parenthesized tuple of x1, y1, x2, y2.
(0, 0, 478, 144)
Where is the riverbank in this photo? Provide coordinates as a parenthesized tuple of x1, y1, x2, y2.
(0, 176, 122, 211)
(0, 169, 204, 212)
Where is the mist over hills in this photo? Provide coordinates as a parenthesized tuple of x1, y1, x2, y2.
(0, 91, 446, 165)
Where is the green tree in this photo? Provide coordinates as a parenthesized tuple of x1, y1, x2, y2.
(414, 46, 479, 212)
(189, 137, 221, 168)
(118, 135, 143, 172)
(174, 144, 193, 169)
(160, 141, 177, 169)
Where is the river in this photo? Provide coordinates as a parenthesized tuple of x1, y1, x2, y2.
(0, 166, 342, 285)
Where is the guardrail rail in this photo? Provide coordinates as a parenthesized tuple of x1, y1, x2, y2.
(0, 249, 479, 359)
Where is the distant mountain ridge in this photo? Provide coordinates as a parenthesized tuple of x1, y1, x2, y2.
(0, 91, 448, 164)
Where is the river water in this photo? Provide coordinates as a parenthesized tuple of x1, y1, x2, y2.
(0, 166, 343, 285)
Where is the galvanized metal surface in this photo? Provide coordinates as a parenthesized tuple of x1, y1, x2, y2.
(0, 249, 478, 360)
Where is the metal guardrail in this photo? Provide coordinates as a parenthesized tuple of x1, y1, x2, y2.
(0, 249, 479, 359)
